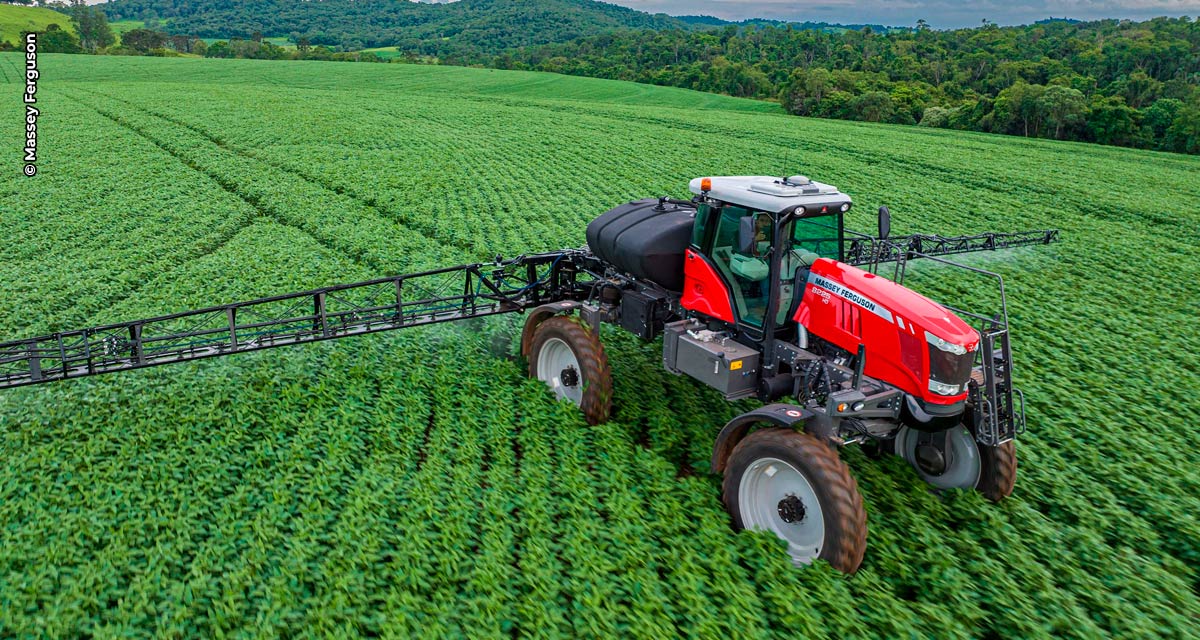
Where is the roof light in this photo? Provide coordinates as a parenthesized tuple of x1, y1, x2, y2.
(700, 178, 712, 192)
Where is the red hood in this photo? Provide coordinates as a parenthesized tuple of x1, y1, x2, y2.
(809, 259, 978, 350)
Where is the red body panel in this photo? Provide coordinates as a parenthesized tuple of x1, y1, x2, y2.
(681, 249, 735, 324)
(795, 259, 978, 405)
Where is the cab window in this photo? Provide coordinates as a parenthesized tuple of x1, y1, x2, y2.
(708, 207, 772, 327)
(791, 215, 843, 261)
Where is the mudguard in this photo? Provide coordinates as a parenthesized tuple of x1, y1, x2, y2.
(711, 404, 814, 473)
(520, 301, 583, 357)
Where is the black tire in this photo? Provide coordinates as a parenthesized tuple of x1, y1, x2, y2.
(722, 427, 867, 574)
(894, 426, 1017, 501)
(527, 316, 612, 425)
(976, 440, 1017, 502)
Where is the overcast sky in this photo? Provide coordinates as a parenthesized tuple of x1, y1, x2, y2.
(610, 0, 1200, 28)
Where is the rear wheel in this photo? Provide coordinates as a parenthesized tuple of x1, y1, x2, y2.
(722, 427, 867, 573)
(528, 316, 612, 425)
(894, 425, 1016, 501)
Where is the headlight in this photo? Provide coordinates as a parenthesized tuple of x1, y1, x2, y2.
(928, 379, 961, 396)
(925, 330, 969, 356)
(840, 202, 851, 212)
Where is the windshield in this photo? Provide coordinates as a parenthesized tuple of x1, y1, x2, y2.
(790, 215, 842, 262)
(776, 214, 843, 325)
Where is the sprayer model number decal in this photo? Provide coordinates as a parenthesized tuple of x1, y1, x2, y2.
(808, 273, 894, 322)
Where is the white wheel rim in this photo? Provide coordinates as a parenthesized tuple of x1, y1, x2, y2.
(535, 337, 583, 406)
(896, 425, 982, 490)
(738, 457, 826, 566)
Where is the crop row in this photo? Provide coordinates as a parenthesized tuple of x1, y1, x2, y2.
(0, 90, 257, 338)
(63, 89, 462, 275)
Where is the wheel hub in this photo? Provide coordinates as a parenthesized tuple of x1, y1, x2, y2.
(535, 337, 584, 406)
(776, 494, 806, 524)
(896, 425, 982, 490)
(739, 456, 827, 566)
(915, 443, 947, 476)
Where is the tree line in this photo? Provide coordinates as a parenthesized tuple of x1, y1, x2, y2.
(97, 0, 685, 55)
(6, 0, 1196, 153)
(485, 19, 1199, 154)
(0, 2, 398, 62)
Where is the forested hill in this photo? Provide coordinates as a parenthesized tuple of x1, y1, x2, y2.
(99, 0, 688, 53)
(493, 18, 1200, 153)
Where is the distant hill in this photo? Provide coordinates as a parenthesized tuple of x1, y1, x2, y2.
(677, 16, 900, 33)
(100, 0, 689, 54)
(0, 4, 74, 45)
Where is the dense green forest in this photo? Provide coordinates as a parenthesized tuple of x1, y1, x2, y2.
(98, 0, 686, 54)
(95, 0, 894, 55)
(490, 18, 1200, 153)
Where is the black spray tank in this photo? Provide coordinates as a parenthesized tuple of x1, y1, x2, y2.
(585, 198, 695, 291)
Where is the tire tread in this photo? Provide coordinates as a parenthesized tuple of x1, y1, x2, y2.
(527, 315, 613, 425)
(721, 427, 867, 573)
(976, 440, 1017, 501)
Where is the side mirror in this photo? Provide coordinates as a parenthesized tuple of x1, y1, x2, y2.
(878, 206, 891, 240)
(737, 216, 757, 254)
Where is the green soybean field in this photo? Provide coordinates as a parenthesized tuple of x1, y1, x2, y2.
(2, 54, 1199, 638)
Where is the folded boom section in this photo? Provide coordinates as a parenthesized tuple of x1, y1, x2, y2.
(845, 229, 1058, 267)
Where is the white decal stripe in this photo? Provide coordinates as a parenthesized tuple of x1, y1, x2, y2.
(807, 273, 894, 322)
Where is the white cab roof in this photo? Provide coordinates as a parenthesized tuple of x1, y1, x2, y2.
(688, 175, 851, 215)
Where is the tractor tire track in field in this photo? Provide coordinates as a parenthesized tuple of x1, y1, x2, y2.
(64, 90, 484, 315)
(63, 90, 464, 282)
(19, 93, 263, 333)
(77, 87, 482, 257)
(61, 90, 364, 268)
(0, 54, 19, 83)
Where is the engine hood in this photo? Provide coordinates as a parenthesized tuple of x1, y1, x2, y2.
(805, 259, 978, 349)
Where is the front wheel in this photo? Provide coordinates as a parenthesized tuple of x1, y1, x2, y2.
(527, 316, 612, 425)
(722, 428, 867, 573)
(894, 425, 1016, 501)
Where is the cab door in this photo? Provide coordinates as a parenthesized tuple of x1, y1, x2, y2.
(681, 205, 773, 328)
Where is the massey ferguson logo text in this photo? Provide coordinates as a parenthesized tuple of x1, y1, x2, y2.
(809, 274, 893, 321)
(22, 32, 39, 177)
